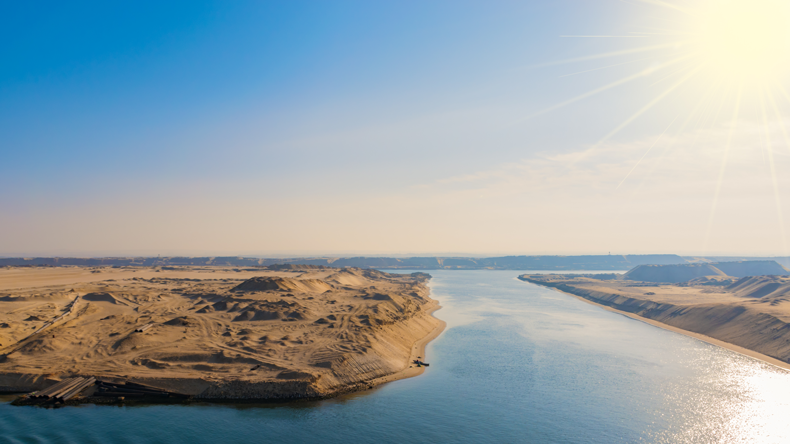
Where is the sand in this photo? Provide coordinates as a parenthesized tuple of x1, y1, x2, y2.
(0, 266, 443, 399)
(521, 274, 790, 371)
(623, 261, 789, 283)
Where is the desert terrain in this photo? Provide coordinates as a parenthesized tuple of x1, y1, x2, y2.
(521, 261, 790, 368)
(0, 265, 443, 400)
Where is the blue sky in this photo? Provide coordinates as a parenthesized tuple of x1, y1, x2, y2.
(2, 1, 789, 256)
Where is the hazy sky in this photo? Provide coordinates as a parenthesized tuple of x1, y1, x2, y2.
(2, 0, 790, 257)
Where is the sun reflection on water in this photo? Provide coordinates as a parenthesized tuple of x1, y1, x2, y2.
(650, 345, 790, 443)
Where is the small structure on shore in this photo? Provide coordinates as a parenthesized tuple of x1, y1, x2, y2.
(14, 378, 188, 406)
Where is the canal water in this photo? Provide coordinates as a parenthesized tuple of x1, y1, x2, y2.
(2, 270, 789, 443)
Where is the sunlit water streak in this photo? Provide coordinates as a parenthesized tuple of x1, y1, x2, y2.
(1, 270, 788, 443)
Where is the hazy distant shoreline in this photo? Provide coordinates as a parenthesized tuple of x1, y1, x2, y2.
(3, 254, 789, 270)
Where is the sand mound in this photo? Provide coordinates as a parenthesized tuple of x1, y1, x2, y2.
(624, 261, 790, 284)
(624, 264, 726, 283)
(207, 351, 262, 364)
(113, 331, 169, 354)
(687, 276, 735, 286)
(267, 264, 328, 271)
(712, 261, 790, 277)
(164, 316, 197, 326)
(196, 305, 214, 313)
(231, 300, 309, 322)
(233, 310, 283, 321)
(18, 336, 71, 354)
(369, 292, 395, 301)
(326, 269, 368, 287)
(83, 292, 118, 304)
(727, 276, 790, 298)
(233, 277, 332, 293)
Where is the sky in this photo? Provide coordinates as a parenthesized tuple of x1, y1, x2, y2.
(2, 0, 790, 257)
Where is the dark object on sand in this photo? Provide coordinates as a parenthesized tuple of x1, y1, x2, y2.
(28, 376, 96, 402)
(94, 380, 189, 399)
(135, 323, 155, 333)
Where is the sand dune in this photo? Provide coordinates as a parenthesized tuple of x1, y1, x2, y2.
(714, 260, 790, 277)
(233, 276, 333, 293)
(624, 264, 725, 283)
(623, 260, 789, 283)
(0, 266, 443, 399)
(727, 276, 790, 299)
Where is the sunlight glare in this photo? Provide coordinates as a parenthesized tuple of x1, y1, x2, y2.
(692, 0, 790, 82)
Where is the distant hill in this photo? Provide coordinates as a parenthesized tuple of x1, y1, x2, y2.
(710, 261, 790, 277)
(0, 254, 689, 270)
(727, 276, 790, 298)
(686, 256, 790, 268)
(624, 260, 790, 283)
(624, 264, 726, 283)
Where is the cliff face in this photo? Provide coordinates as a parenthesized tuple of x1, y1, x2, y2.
(520, 275, 790, 364)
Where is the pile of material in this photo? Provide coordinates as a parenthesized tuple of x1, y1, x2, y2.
(29, 377, 96, 402)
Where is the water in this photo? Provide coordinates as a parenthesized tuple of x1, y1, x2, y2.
(2, 270, 790, 443)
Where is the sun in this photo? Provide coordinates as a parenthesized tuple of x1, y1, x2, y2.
(691, 0, 790, 82)
(533, 0, 790, 254)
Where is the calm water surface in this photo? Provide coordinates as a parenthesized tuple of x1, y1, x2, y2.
(2, 270, 790, 443)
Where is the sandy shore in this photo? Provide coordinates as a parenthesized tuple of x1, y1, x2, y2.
(522, 277, 790, 372)
(367, 302, 446, 386)
(0, 266, 445, 400)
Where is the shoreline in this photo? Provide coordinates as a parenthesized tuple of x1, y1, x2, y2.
(1, 305, 448, 403)
(1, 280, 448, 403)
(539, 285, 790, 372)
(367, 301, 447, 387)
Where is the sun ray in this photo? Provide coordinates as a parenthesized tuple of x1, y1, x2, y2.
(629, 77, 721, 197)
(559, 35, 647, 38)
(629, 31, 692, 37)
(617, 114, 680, 189)
(521, 55, 694, 122)
(559, 56, 656, 78)
(629, 25, 692, 37)
(659, 78, 727, 167)
(775, 82, 790, 108)
(593, 64, 702, 149)
(766, 86, 790, 156)
(689, 78, 728, 140)
(649, 60, 698, 86)
(704, 83, 744, 254)
(693, 79, 735, 147)
(758, 86, 788, 255)
(525, 42, 684, 70)
(532, 0, 790, 255)
(635, 0, 696, 16)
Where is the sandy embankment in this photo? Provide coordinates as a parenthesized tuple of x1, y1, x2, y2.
(368, 302, 446, 386)
(0, 266, 445, 399)
(520, 275, 790, 371)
